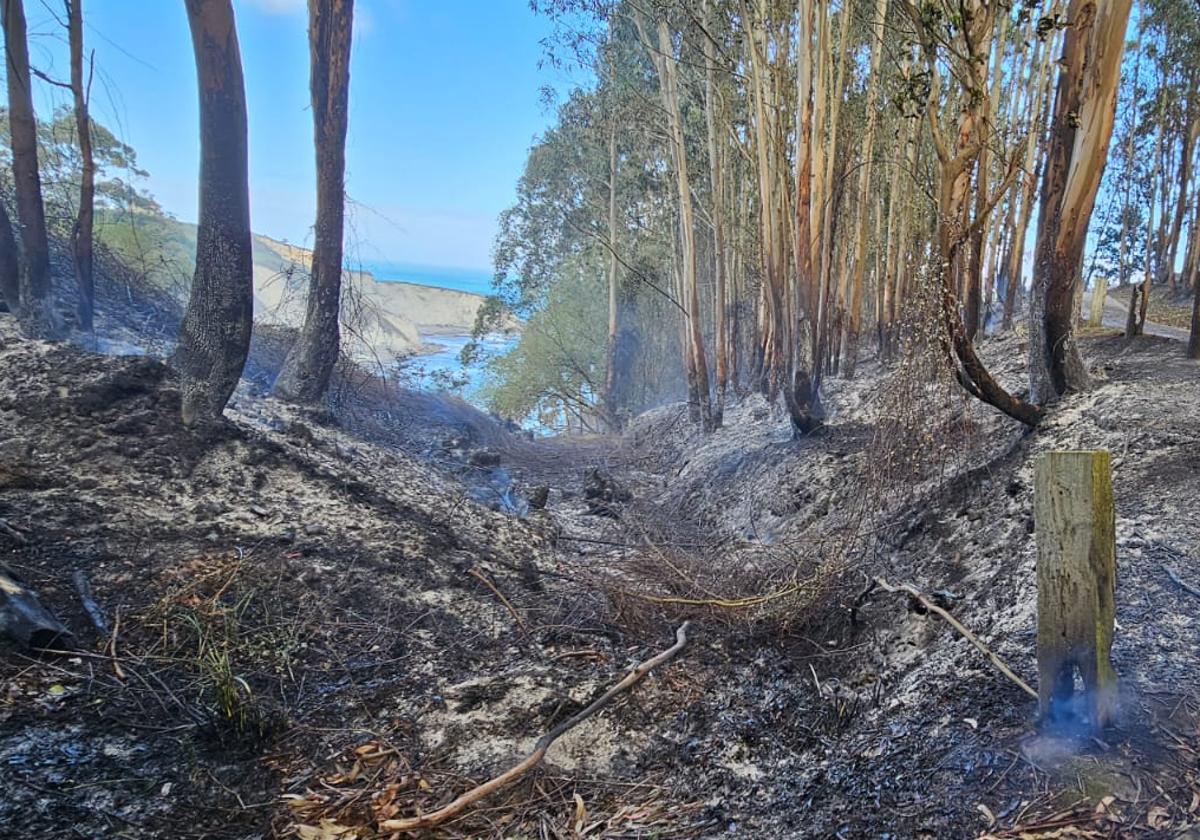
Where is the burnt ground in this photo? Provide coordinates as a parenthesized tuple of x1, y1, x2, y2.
(1, 296, 1199, 839)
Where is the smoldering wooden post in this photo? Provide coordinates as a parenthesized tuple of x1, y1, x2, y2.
(1088, 276, 1108, 327)
(1034, 450, 1119, 728)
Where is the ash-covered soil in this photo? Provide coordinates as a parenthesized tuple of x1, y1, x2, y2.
(1, 313, 1199, 839)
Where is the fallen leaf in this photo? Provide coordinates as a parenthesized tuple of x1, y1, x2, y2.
(976, 803, 996, 826)
(573, 793, 587, 834)
(964, 717, 979, 730)
(1146, 805, 1171, 829)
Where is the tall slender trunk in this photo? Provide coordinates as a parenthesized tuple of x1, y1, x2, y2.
(274, 0, 355, 405)
(965, 11, 1009, 339)
(176, 0, 253, 425)
(1164, 113, 1197, 291)
(1129, 90, 1165, 338)
(841, 0, 888, 378)
(1030, 0, 1132, 403)
(600, 122, 622, 429)
(704, 0, 727, 428)
(2, 0, 59, 338)
(814, 4, 851, 380)
(1003, 25, 1058, 330)
(67, 0, 95, 332)
(636, 13, 712, 429)
(0, 199, 18, 311)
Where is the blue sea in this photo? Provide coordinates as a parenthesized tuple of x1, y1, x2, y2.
(361, 261, 515, 408)
(360, 260, 495, 296)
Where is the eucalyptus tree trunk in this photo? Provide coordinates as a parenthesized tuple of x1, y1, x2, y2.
(703, 0, 727, 428)
(1003, 25, 1058, 330)
(965, 11, 1009, 339)
(0, 199, 19, 312)
(841, 0, 888, 377)
(1164, 113, 1197, 292)
(67, 0, 95, 332)
(815, 4, 852, 378)
(882, 112, 918, 356)
(741, 0, 788, 404)
(635, 12, 713, 429)
(787, 0, 820, 434)
(2, 0, 59, 338)
(275, 0, 355, 405)
(909, 0, 1043, 427)
(1128, 92, 1165, 338)
(176, 0, 253, 425)
(1029, 0, 1132, 404)
(601, 122, 622, 429)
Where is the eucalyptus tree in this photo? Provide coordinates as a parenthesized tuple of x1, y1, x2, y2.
(66, 0, 95, 331)
(1029, 0, 1133, 402)
(274, 0, 356, 405)
(175, 0, 253, 425)
(2, 0, 60, 338)
(632, 6, 714, 429)
(903, 0, 1044, 426)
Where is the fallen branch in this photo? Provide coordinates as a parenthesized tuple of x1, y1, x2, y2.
(0, 518, 28, 545)
(1162, 564, 1200, 600)
(73, 570, 108, 636)
(378, 621, 691, 833)
(874, 578, 1036, 699)
(468, 566, 526, 632)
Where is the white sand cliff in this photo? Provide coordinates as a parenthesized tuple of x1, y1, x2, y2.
(251, 237, 517, 362)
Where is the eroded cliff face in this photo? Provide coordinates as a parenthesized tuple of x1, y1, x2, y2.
(253, 236, 518, 362)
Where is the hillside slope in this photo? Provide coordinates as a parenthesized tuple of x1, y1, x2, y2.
(95, 212, 512, 360)
(1, 311, 1198, 838)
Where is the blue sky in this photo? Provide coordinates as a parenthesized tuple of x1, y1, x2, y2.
(24, 0, 566, 272)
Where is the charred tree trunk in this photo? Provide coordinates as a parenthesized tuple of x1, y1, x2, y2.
(67, 0, 96, 332)
(1190, 274, 1200, 359)
(1030, 0, 1131, 403)
(0, 199, 19, 312)
(601, 122, 623, 430)
(274, 0, 355, 405)
(175, 0, 253, 425)
(908, 0, 1044, 427)
(2, 0, 59, 338)
(703, 0, 727, 428)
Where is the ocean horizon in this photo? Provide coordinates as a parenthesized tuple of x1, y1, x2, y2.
(360, 260, 495, 297)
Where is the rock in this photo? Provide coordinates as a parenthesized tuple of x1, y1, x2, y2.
(303, 523, 327, 536)
(0, 569, 72, 649)
(249, 505, 269, 518)
(527, 485, 550, 510)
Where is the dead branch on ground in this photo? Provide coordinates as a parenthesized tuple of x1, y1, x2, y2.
(874, 577, 1037, 699)
(378, 621, 691, 833)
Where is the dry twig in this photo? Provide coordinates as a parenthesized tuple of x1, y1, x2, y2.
(468, 567, 527, 632)
(377, 621, 691, 832)
(874, 577, 1037, 699)
(1162, 564, 1200, 600)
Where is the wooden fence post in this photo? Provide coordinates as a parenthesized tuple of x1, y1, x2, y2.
(1034, 450, 1119, 728)
(1088, 276, 1108, 327)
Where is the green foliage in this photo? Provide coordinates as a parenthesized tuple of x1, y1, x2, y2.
(483, 251, 608, 426)
(0, 104, 161, 217)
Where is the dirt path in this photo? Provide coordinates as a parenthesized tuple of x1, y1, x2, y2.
(1084, 289, 1193, 341)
